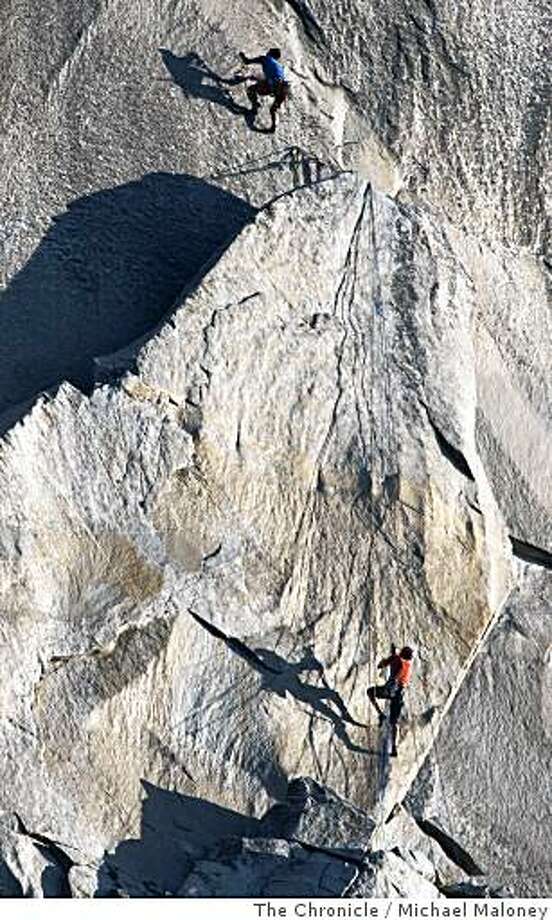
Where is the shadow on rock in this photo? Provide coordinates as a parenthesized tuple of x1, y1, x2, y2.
(0, 172, 255, 432)
(0, 859, 23, 897)
(187, 612, 374, 757)
(95, 780, 264, 897)
(95, 777, 362, 897)
(160, 49, 251, 123)
(254, 647, 374, 755)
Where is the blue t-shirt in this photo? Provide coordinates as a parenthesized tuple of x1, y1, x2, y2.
(263, 55, 285, 85)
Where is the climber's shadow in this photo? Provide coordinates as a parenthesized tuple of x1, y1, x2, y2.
(254, 647, 374, 755)
(187, 612, 375, 757)
(160, 49, 252, 123)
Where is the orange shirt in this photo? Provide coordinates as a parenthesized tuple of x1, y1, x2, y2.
(395, 657, 412, 687)
(381, 653, 412, 687)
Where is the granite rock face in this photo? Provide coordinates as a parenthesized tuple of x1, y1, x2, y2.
(407, 565, 552, 897)
(0, 0, 550, 900)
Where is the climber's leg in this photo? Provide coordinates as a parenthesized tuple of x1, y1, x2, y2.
(268, 80, 289, 132)
(368, 684, 391, 726)
(389, 690, 404, 756)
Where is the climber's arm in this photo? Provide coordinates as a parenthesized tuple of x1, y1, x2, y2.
(240, 52, 265, 66)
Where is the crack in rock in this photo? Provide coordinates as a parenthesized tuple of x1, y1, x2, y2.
(14, 814, 75, 897)
(510, 536, 552, 571)
(188, 608, 281, 674)
(414, 817, 484, 877)
(422, 403, 475, 481)
(282, 0, 326, 45)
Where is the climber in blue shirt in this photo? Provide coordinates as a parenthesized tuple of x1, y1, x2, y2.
(239, 47, 290, 132)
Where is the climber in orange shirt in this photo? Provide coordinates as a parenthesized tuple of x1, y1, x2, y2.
(367, 645, 414, 757)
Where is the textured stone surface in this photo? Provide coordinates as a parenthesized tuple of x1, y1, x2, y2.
(91, 777, 438, 897)
(0, 0, 550, 900)
(1, 0, 549, 420)
(0, 175, 509, 860)
(354, 850, 441, 899)
(259, 777, 375, 854)
(177, 842, 442, 899)
(177, 838, 358, 899)
(0, 814, 73, 897)
(407, 565, 552, 897)
(371, 804, 462, 887)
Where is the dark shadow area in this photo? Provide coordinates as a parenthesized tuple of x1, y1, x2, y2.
(40, 858, 72, 898)
(414, 818, 485, 877)
(0, 837, 70, 897)
(0, 172, 255, 430)
(510, 535, 552, 571)
(160, 49, 252, 124)
(255, 647, 370, 744)
(260, 776, 323, 839)
(96, 780, 261, 896)
(188, 611, 373, 756)
(422, 404, 475, 482)
(0, 858, 23, 897)
(14, 812, 74, 897)
(96, 778, 359, 897)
